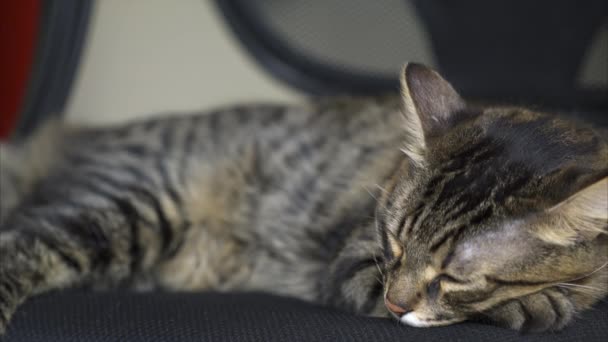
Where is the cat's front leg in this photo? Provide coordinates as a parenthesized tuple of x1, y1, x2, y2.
(0, 232, 58, 334)
(0, 176, 186, 334)
(0, 221, 123, 335)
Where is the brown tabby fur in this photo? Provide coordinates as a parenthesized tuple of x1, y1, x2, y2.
(0, 64, 606, 335)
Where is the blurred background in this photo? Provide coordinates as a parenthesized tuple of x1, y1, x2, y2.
(1, 0, 607, 140)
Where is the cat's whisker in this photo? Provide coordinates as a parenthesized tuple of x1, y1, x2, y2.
(361, 185, 390, 211)
(374, 262, 384, 279)
(559, 283, 603, 290)
(565, 261, 608, 283)
(464, 306, 487, 316)
(363, 186, 379, 201)
(372, 254, 385, 279)
(374, 183, 389, 194)
(556, 287, 597, 297)
(556, 283, 605, 295)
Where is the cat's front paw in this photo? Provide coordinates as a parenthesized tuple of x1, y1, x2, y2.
(0, 263, 33, 335)
(0, 279, 19, 336)
(0, 275, 27, 335)
(481, 288, 575, 333)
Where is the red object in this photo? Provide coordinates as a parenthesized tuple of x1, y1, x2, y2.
(0, 1, 40, 139)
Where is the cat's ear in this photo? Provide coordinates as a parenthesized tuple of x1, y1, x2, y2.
(399, 63, 466, 164)
(533, 177, 608, 246)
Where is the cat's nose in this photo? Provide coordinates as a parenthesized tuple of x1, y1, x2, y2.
(384, 296, 410, 316)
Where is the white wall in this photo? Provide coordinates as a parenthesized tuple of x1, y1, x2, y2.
(65, 0, 302, 125)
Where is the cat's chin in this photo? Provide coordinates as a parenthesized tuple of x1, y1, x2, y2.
(400, 313, 464, 328)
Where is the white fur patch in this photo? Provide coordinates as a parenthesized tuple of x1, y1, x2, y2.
(401, 312, 432, 327)
(400, 312, 462, 328)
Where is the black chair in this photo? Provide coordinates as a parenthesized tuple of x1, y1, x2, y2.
(217, 0, 607, 119)
(5, 1, 607, 341)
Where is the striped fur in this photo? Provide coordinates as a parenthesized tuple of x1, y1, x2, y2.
(1, 64, 606, 334)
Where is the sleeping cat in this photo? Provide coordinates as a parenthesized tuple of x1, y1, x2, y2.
(0, 64, 606, 335)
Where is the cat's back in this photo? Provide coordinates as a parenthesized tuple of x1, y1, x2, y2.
(109, 97, 407, 297)
(59, 96, 403, 156)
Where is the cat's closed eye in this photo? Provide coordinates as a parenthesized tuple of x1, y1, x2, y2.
(426, 277, 441, 298)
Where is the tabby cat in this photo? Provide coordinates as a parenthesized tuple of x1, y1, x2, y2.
(0, 64, 606, 335)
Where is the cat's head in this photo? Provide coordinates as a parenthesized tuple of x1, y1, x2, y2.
(376, 63, 608, 329)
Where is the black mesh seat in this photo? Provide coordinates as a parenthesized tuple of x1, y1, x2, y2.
(3, 291, 608, 341)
